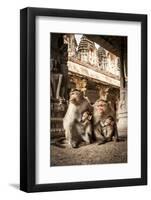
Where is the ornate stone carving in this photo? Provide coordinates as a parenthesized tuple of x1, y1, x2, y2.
(70, 77, 88, 95)
(97, 85, 120, 121)
(117, 87, 127, 136)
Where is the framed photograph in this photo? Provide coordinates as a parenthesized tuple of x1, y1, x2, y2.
(20, 7, 147, 192)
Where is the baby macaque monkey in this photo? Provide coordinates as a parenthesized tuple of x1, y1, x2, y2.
(81, 111, 92, 124)
(101, 116, 116, 142)
(80, 111, 92, 144)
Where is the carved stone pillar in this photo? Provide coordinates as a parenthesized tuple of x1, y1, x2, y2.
(50, 34, 69, 138)
(97, 85, 110, 101)
(117, 86, 127, 136)
(72, 77, 87, 95)
(60, 37, 69, 100)
(97, 85, 120, 120)
(117, 37, 127, 136)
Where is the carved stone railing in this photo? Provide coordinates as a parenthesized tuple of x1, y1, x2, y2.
(68, 57, 120, 80)
(68, 60, 120, 88)
(51, 99, 67, 138)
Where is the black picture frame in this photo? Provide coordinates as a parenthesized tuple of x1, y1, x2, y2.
(20, 7, 147, 192)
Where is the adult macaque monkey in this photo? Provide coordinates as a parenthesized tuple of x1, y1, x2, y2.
(63, 89, 93, 148)
(93, 99, 118, 144)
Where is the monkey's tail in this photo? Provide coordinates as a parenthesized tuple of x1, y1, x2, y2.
(51, 137, 68, 148)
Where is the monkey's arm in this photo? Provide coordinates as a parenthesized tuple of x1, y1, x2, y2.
(87, 101, 93, 113)
(84, 97, 93, 112)
(94, 123, 106, 139)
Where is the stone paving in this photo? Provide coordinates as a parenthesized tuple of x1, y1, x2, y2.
(50, 138, 127, 166)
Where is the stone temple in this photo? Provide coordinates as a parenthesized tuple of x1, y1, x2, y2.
(50, 33, 127, 138)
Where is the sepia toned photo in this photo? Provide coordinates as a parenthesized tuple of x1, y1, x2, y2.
(50, 33, 127, 166)
(20, 7, 147, 192)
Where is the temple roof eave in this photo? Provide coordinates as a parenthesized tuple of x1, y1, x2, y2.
(67, 60, 120, 88)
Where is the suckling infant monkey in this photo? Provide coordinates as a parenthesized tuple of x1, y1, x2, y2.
(81, 111, 92, 144)
(101, 116, 116, 142)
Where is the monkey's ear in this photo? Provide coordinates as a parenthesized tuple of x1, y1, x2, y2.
(88, 115, 92, 120)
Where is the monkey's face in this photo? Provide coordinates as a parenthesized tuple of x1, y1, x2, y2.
(69, 90, 83, 105)
(95, 100, 108, 114)
(104, 117, 114, 126)
(81, 111, 92, 122)
(81, 112, 89, 121)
